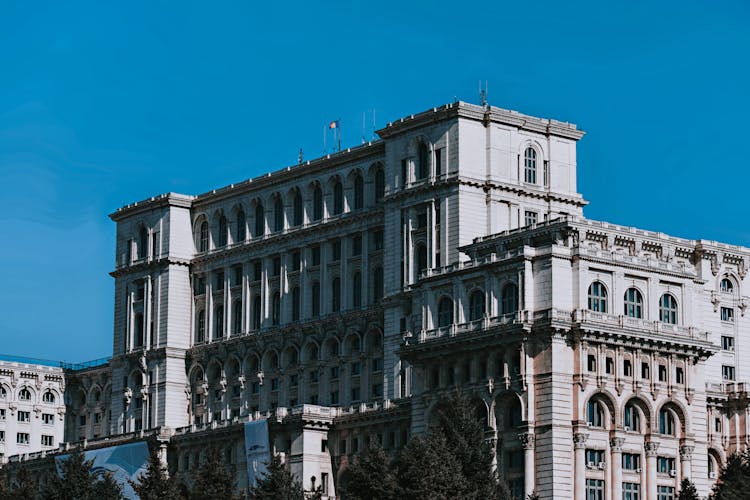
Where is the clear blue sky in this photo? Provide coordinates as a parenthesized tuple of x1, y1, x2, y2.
(0, 1, 748, 361)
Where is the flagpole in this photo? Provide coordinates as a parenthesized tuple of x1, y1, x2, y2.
(323, 124, 327, 153)
(337, 118, 341, 152)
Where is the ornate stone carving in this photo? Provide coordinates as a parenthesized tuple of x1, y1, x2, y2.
(518, 432, 535, 450)
(610, 437, 625, 452)
(573, 432, 588, 449)
(123, 387, 133, 407)
(644, 441, 659, 457)
(679, 445, 694, 461)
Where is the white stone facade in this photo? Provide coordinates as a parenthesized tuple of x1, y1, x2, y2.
(3, 101, 749, 499)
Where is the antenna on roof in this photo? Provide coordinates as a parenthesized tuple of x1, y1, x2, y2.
(372, 109, 376, 141)
(298, 148, 304, 164)
(362, 112, 366, 144)
(479, 80, 488, 107)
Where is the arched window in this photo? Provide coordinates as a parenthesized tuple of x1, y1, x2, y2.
(437, 297, 454, 328)
(352, 272, 362, 308)
(659, 408, 676, 435)
(199, 221, 209, 252)
(333, 181, 344, 215)
(292, 192, 303, 227)
(587, 400, 604, 428)
(587, 282, 607, 312)
(720, 278, 734, 293)
(215, 305, 224, 338)
(138, 225, 148, 259)
(236, 210, 246, 243)
(373, 267, 384, 301)
(469, 290, 485, 321)
(416, 244, 427, 274)
(524, 147, 537, 184)
(196, 310, 206, 342)
(623, 403, 640, 431)
(251, 296, 261, 330)
(375, 168, 385, 201)
(292, 286, 301, 321)
(273, 197, 284, 232)
(217, 215, 228, 247)
(311, 281, 321, 317)
(313, 186, 323, 221)
(43, 391, 55, 404)
(332, 278, 341, 312)
(0, 386, 6, 399)
(354, 175, 364, 210)
(417, 141, 429, 179)
(624, 288, 643, 318)
(232, 300, 242, 335)
(501, 284, 519, 315)
(659, 294, 678, 324)
(19, 388, 31, 401)
(254, 204, 265, 237)
(271, 292, 280, 325)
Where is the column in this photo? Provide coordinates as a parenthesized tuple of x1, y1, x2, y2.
(645, 441, 659, 500)
(610, 437, 624, 500)
(573, 433, 588, 500)
(519, 432, 535, 496)
(680, 444, 693, 481)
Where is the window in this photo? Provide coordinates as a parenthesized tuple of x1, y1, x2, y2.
(658, 409, 676, 435)
(657, 456, 675, 474)
(252, 296, 261, 330)
(624, 359, 633, 377)
(641, 362, 650, 379)
(272, 256, 281, 276)
(42, 391, 55, 404)
(42, 435, 54, 447)
(352, 272, 362, 308)
(354, 175, 364, 210)
(312, 282, 321, 317)
(292, 287, 301, 321)
(437, 298, 453, 328)
(42, 413, 54, 425)
(372, 358, 383, 372)
(587, 354, 597, 372)
(236, 210, 246, 242)
(720, 278, 734, 293)
(721, 307, 734, 322)
(273, 197, 284, 232)
(0, 387, 5, 399)
(524, 147, 537, 184)
(271, 292, 281, 325)
(232, 300, 242, 334)
(524, 211, 538, 227)
(253, 261, 263, 281)
(587, 282, 608, 313)
(0, 431, 3, 442)
(321, 472, 329, 495)
(658, 364, 667, 382)
(290, 250, 301, 272)
(19, 388, 31, 401)
(501, 284, 519, 315)
(332, 278, 341, 312)
(434, 148, 444, 176)
(605, 357, 614, 375)
(417, 141, 429, 179)
(18, 411, 30, 422)
(416, 244, 427, 274)
(292, 192, 303, 226)
(332, 240, 341, 261)
(373, 267, 384, 301)
(371, 229, 384, 250)
(586, 479, 604, 500)
(330, 366, 340, 380)
(333, 181, 344, 215)
(676, 367, 684, 384)
(218, 215, 228, 247)
(624, 288, 643, 318)
(351, 386, 361, 402)
(254, 204, 265, 237)
(199, 221, 209, 251)
(623, 403, 640, 431)
(469, 290, 485, 321)
(722, 365, 736, 381)
(374, 168, 385, 201)
(138, 225, 149, 259)
(17, 433, 30, 445)
(351, 234, 362, 256)
(196, 309, 206, 342)
(659, 294, 678, 324)
(657, 486, 674, 500)
(351, 361, 361, 375)
(722, 336, 735, 351)
(622, 482, 640, 500)
(214, 305, 224, 337)
(313, 186, 323, 221)
(586, 449, 604, 465)
(715, 417, 722, 433)
(622, 453, 641, 471)
(587, 400, 604, 427)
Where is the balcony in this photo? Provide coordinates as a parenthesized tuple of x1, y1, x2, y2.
(572, 309, 709, 343)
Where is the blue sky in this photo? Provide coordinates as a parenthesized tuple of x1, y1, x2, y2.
(0, 1, 748, 361)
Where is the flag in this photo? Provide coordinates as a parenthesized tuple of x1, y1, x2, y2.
(328, 120, 340, 130)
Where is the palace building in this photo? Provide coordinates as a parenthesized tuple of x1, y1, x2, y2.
(1, 101, 748, 499)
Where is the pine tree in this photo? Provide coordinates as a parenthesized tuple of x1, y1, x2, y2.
(711, 450, 750, 499)
(0, 469, 11, 500)
(676, 478, 699, 500)
(341, 444, 399, 500)
(395, 432, 466, 500)
(248, 454, 305, 500)
(11, 467, 36, 500)
(129, 447, 184, 500)
(41, 448, 123, 500)
(189, 447, 238, 500)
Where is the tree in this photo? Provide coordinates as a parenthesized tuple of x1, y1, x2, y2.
(129, 447, 184, 500)
(395, 432, 466, 500)
(248, 454, 304, 500)
(189, 447, 238, 500)
(341, 444, 399, 500)
(0, 469, 11, 500)
(42, 448, 123, 500)
(11, 467, 36, 500)
(711, 450, 750, 499)
(677, 478, 699, 500)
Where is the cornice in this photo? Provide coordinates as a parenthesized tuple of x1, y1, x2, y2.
(110, 193, 194, 221)
(110, 257, 191, 278)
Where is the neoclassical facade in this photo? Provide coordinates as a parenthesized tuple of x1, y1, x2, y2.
(2, 101, 749, 499)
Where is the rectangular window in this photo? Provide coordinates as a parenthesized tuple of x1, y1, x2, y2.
(722, 365, 736, 381)
(194, 275, 205, 295)
(42, 413, 54, 425)
(586, 479, 604, 500)
(41, 435, 55, 447)
(658, 364, 667, 382)
(401, 159, 408, 187)
(657, 486, 675, 500)
(17, 433, 30, 445)
(372, 383, 383, 398)
(371, 229, 384, 251)
(524, 211, 538, 227)
(310, 370, 319, 383)
(586, 449, 605, 467)
(351, 234, 362, 256)
(676, 367, 684, 384)
(311, 246, 321, 266)
(641, 362, 650, 379)
(372, 358, 383, 372)
(18, 411, 30, 423)
(434, 148, 443, 176)
(330, 366, 339, 379)
(272, 257, 281, 277)
(215, 270, 224, 290)
(622, 482, 640, 500)
(351, 361, 361, 376)
(232, 265, 243, 286)
(721, 307, 734, 322)
(332, 240, 341, 261)
(290, 374, 299, 387)
(321, 472, 329, 495)
(253, 261, 262, 281)
(656, 456, 675, 474)
(622, 453, 641, 471)
(605, 357, 614, 375)
(351, 386, 361, 402)
(291, 251, 301, 272)
(270, 378, 279, 391)
(0, 409, 5, 421)
(587, 354, 597, 372)
(722, 336, 735, 351)
(330, 391, 339, 405)
(624, 359, 633, 377)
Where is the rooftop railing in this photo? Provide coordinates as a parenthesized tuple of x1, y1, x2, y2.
(0, 354, 111, 371)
